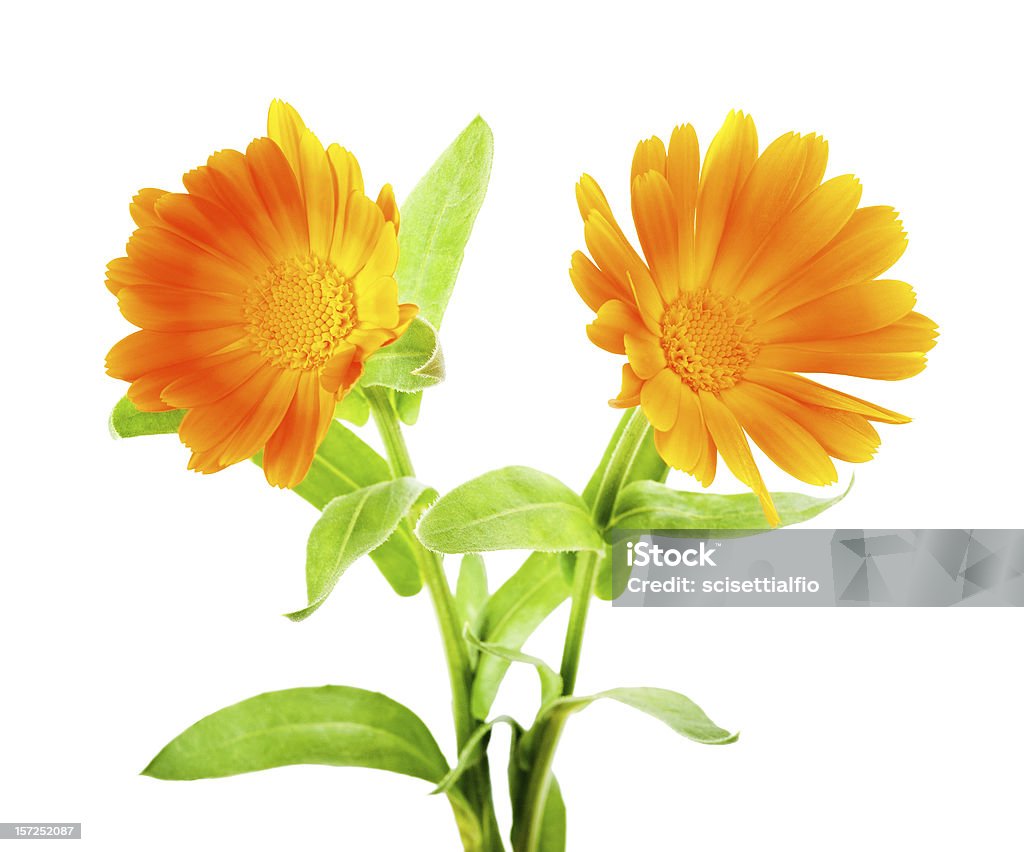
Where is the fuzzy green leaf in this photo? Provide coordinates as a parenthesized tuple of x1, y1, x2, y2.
(361, 317, 444, 392)
(471, 552, 571, 720)
(417, 467, 604, 555)
(465, 629, 562, 709)
(456, 554, 489, 635)
(608, 479, 852, 533)
(537, 686, 738, 747)
(394, 389, 424, 425)
(581, 410, 667, 506)
(109, 396, 183, 438)
(395, 116, 493, 328)
(287, 478, 434, 621)
(142, 686, 448, 782)
(334, 387, 371, 426)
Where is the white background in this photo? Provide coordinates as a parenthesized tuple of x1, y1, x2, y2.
(2, 1, 1021, 849)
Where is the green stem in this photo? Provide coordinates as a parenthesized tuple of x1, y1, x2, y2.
(365, 387, 473, 747)
(364, 387, 500, 850)
(521, 408, 651, 852)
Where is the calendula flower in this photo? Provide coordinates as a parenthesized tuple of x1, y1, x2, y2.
(572, 112, 937, 525)
(106, 101, 416, 487)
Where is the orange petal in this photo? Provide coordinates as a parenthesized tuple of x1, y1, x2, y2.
(263, 371, 335, 487)
(160, 348, 267, 409)
(153, 192, 268, 273)
(699, 390, 779, 526)
(354, 222, 399, 287)
(706, 132, 807, 293)
(756, 345, 927, 380)
(320, 342, 362, 394)
(130, 189, 169, 229)
(788, 312, 938, 354)
(640, 368, 681, 431)
(106, 326, 246, 381)
(332, 191, 385, 276)
(245, 137, 309, 256)
(632, 171, 680, 302)
(755, 205, 907, 318)
(194, 148, 288, 260)
(354, 275, 401, 329)
(376, 184, 400, 231)
(652, 383, 705, 471)
(125, 227, 250, 294)
(721, 384, 837, 487)
(734, 174, 863, 300)
(631, 135, 667, 183)
(665, 124, 699, 290)
(624, 330, 667, 379)
(179, 365, 286, 454)
(695, 111, 758, 288)
(610, 362, 643, 408)
(118, 285, 243, 332)
(570, 251, 623, 312)
(756, 280, 918, 343)
(744, 367, 910, 424)
(586, 299, 644, 354)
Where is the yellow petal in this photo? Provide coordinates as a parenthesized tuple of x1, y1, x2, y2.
(587, 299, 644, 354)
(699, 390, 779, 526)
(756, 280, 917, 343)
(722, 384, 838, 487)
(653, 384, 704, 471)
(640, 368, 681, 431)
(695, 111, 758, 288)
(631, 171, 680, 302)
(624, 329, 667, 379)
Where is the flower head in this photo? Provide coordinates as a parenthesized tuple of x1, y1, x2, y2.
(572, 112, 937, 524)
(107, 101, 416, 487)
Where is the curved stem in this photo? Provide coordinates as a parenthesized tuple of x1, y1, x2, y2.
(521, 408, 651, 852)
(365, 387, 474, 747)
(365, 387, 500, 850)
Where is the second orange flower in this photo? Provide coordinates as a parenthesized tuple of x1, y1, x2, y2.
(572, 111, 938, 524)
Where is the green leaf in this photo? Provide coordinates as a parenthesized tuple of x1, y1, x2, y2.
(432, 715, 517, 795)
(109, 396, 183, 438)
(607, 478, 852, 533)
(361, 317, 445, 392)
(581, 410, 667, 507)
(417, 467, 604, 555)
(256, 421, 424, 598)
(142, 686, 448, 782)
(456, 554, 489, 637)
(334, 386, 371, 426)
(287, 478, 434, 621)
(536, 686, 738, 747)
(471, 553, 571, 720)
(465, 629, 562, 709)
(395, 116, 494, 328)
(394, 389, 424, 426)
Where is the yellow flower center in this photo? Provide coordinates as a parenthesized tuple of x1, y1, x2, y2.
(244, 256, 357, 370)
(659, 290, 759, 392)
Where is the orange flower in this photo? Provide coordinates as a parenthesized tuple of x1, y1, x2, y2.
(572, 112, 937, 525)
(106, 101, 416, 487)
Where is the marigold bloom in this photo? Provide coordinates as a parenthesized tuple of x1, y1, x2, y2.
(572, 112, 937, 525)
(107, 101, 416, 487)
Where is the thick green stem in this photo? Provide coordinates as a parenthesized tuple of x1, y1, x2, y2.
(364, 387, 499, 850)
(520, 408, 651, 852)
